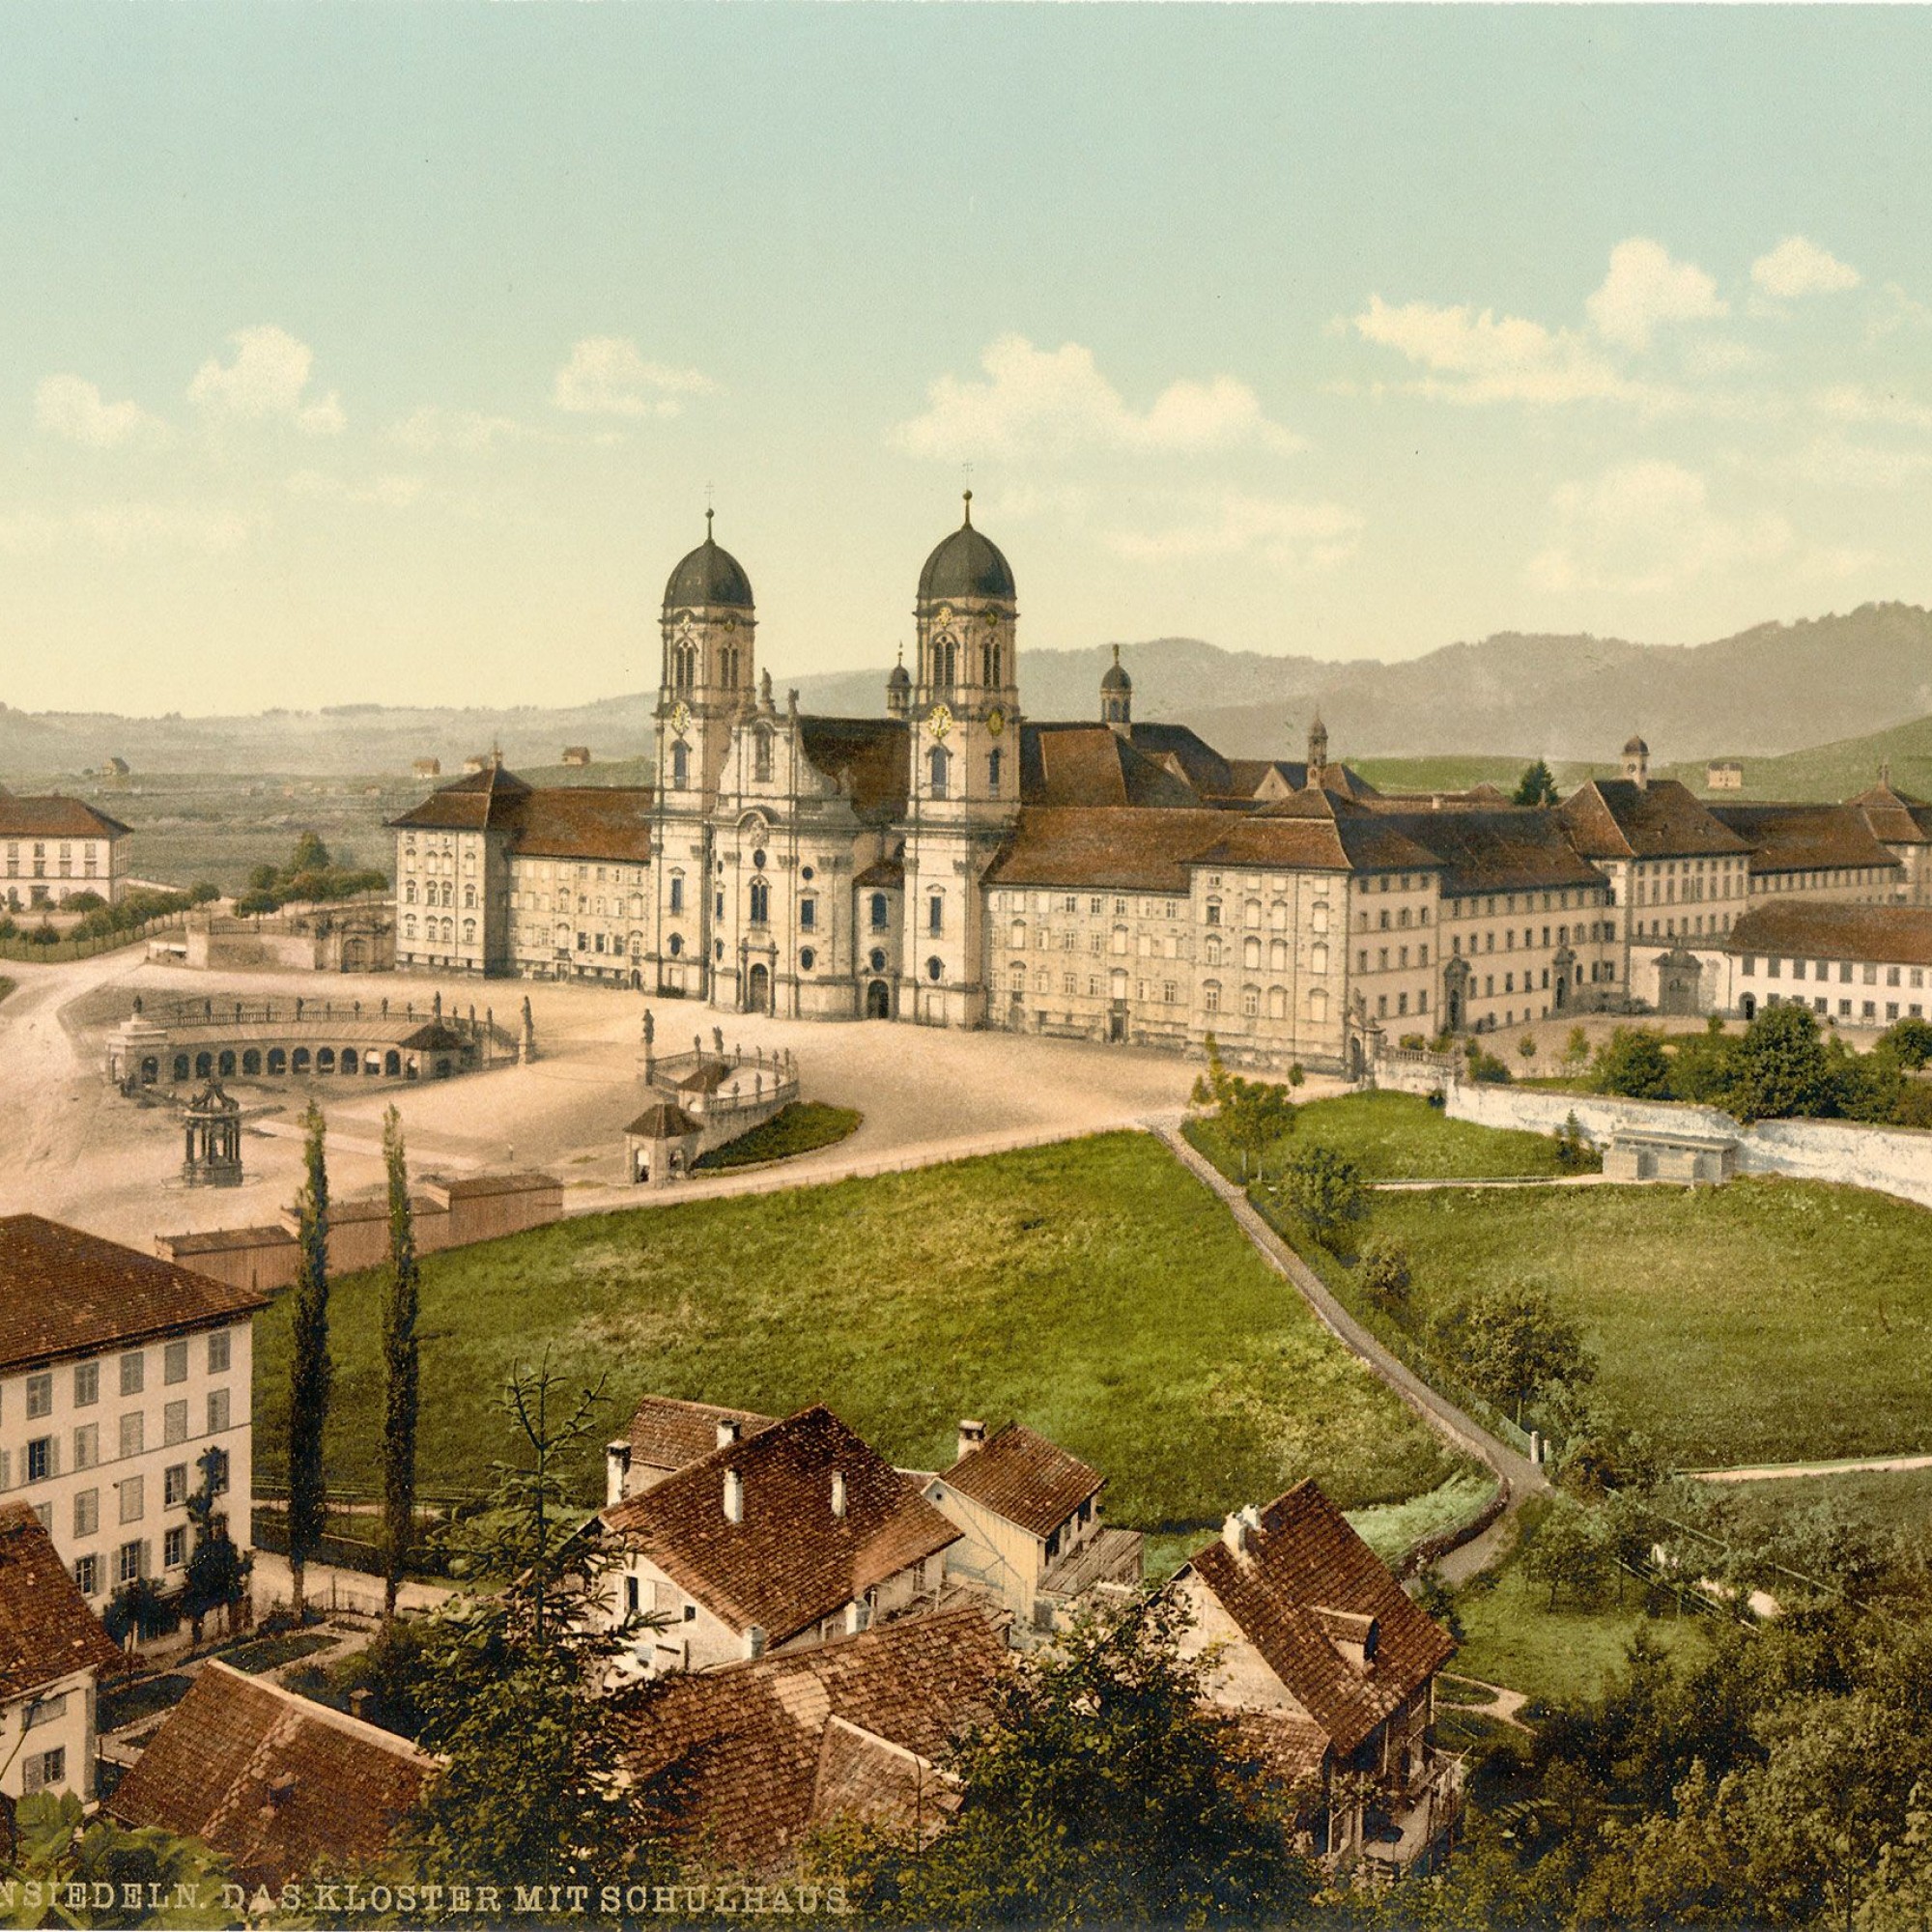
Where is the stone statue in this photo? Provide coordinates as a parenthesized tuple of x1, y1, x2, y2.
(712, 1025, 724, 1056)
(642, 1010, 655, 1048)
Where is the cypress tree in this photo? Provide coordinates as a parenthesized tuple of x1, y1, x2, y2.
(285, 1099, 331, 1622)
(380, 1104, 420, 1621)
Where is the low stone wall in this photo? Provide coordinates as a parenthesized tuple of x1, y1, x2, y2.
(1446, 1081, 1932, 1209)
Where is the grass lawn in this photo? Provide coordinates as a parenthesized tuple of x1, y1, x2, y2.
(694, 1101, 863, 1171)
(1697, 1465, 1932, 1563)
(1451, 1503, 1709, 1707)
(1189, 1091, 1577, 1183)
(254, 1131, 1467, 1537)
(219, 1630, 338, 1675)
(1335, 1178, 1932, 1469)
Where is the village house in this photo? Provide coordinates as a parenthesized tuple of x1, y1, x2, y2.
(109, 1662, 438, 1889)
(923, 1419, 1142, 1632)
(594, 1406, 959, 1679)
(1726, 900, 1932, 1028)
(1170, 1480, 1459, 1877)
(0, 1501, 123, 1805)
(614, 1601, 1009, 1873)
(0, 792, 130, 910)
(607, 1396, 776, 1499)
(0, 1216, 263, 1619)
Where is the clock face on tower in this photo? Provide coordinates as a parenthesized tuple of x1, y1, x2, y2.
(927, 703, 952, 741)
(985, 706, 1007, 739)
(668, 701, 692, 735)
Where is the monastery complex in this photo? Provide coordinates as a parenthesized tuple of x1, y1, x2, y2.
(380, 501, 1932, 1075)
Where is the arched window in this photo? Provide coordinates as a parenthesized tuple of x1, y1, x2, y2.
(668, 932, 684, 956)
(1268, 985, 1288, 1019)
(926, 956, 944, 981)
(1205, 936, 1223, 967)
(404, 880, 416, 904)
(750, 880, 770, 924)
(981, 637, 1002, 686)
(317, 1048, 336, 1074)
(1312, 900, 1330, 934)
(1009, 963, 1026, 990)
(1243, 936, 1262, 970)
(1244, 900, 1263, 928)
(464, 884, 475, 909)
(753, 729, 773, 781)
(1241, 984, 1261, 1017)
(988, 748, 1002, 795)
(671, 742, 690, 788)
(1269, 938, 1288, 971)
(1310, 942, 1328, 976)
(268, 1048, 287, 1075)
(673, 643, 696, 691)
(928, 747, 950, 799)
(404, 916, 417, 939)
(242, 1049, 261, 1075)
(1309, 987, 1329, 1023)
(1203, 980, 1221, 1013)
(1010, 921, 1027, 949)
(462, 919, 476, 943)
(933, 635, 957, 686)
(721, 645, 739, 686)
(800, 947, 816, 971)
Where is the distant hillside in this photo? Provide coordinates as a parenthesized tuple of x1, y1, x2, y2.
(1662, 714, 1932, 805)
(5, 601, 1932, 781)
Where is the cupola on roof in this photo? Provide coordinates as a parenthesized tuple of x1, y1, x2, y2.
(887, 649, 912, 691)
(1624, 734, 1650, 757)
(664, 512, 754, 611)
(1100, 645, 1132, 693)
(918, 493, 1015, 605)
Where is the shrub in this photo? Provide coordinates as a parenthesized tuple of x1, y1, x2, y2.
(26, 921, 60, 947)
(1279, 1143, 1366, 1248)
(62, 889, 106, 912)
(1518, 1035, 1537, 1062)
(1357, 1235, 1411, 1305)
(1551, 1111, 1596, 1171)
(1593, 1027, 1673, 1099)
(1466, 1045, 1514, 1085)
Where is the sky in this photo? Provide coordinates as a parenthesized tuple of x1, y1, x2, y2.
(2, 5, 1931, 716)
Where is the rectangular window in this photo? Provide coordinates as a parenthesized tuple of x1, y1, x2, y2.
(26, 1373, 52, 1419)
(164, 1463, 188, 1507)
(120, 1351, 144, 1397)
(120, 1411, 144, 1459)
(72, 1423, 98, 1470)
(26, 1436, 54, 1483)
(73, 1362, 99, 1406)
(208, 1388, 232, 1434)
(73, 1489, 98, 1537)
(73, 1553, 98, 1597)
(117, 1539, 144, 1585)
(164, 1525, 187, 1570)
(208, 1330, 232, 1375)
(163, 1339, 188, 1385)
(163, 1400, 188, 1446)
(206, 1447, 230, 1495)
(22, 1747, 65, 1795)
(799, 897, 815, 930)
(928, 897, 944, 936)
(119, 1475, 145, 1524)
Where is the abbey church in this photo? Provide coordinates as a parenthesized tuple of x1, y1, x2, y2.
(391, 502, 1932, 1075)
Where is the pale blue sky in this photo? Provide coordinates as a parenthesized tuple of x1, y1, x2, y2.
(3, 5, 1930, 714)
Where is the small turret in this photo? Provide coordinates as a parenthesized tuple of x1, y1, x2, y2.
(1307, 713, 1329, 787)
(1623, 734, 1650, 791)
(887, 645, 911, 719)
(1100, 645, 1132, 735)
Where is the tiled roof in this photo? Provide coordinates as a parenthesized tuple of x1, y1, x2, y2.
(854, 854, 905, 889)
(424, 1172, 561, 1201)
(1221, 1708, 1332, 1789)
(0, 1215, 266, 1376)
(1019, 724, 1203, 810)
(388, 761, 532, 832)
(1848, 779, 1932, 847)
(1184, 1481, 1454, 1755)
(0, 795, 131, 840)
(1556, 779, 1750, 861)
(1197, 797, 1440, 877)
(625, 1102, 703, 1139)
(601, 1406, 960, 1646)
(615, 1603, 1007, 1871)
(627, 1396, 777, 1477)
(1726, 900, 1932, 969)
(797, 719, 910, 825)
(1709, 802, 1903, 876)
(935, 1424, 1103, 1540)
(107, 1662, 436, 1889)
(985, 808, 1235, 894)
(509, 786, 653, 863)
(1376, 810, 1605, 895)
(0, 1503, 122, 1702)
(1124, 723, 1237, 798)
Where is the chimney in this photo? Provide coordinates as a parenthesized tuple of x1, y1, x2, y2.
(831, 1469, 847, 1520)
(843, 1598, 868, 1635)
(716, 1416, 743, 1449)
(268, 1775, 298, 1811)
(724, 1467, 745, 1523)
(605, 1439, 633, 1509)
(744, 1625, 766, 1660)
(956, 1418, 986, 1463)
(1221, 1511, 1249, 1556)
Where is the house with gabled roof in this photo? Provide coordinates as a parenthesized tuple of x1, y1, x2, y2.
(108, 1661, 437, 1889)
(923, 1418, 1142, 1633)
(615, 1600, 1009, 1873)
(595, 1406, 959, 1679)
(0, 1501, 122, 1804)
(606, 1396, 777, 1502)
(1170, 1480, 1459, 1876)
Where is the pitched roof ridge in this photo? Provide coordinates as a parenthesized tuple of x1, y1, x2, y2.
(197, 1660, 440, 1763)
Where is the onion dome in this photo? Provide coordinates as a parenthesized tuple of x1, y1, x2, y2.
(1624, 734, 1649, 758)
(918, 492, 1015, 604)
(1100, 645, 1132, 694)
(888, 646, 912, 694)
(664, 511, 753, 611)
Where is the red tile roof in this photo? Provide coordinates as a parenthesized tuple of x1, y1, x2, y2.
(985, 808, 1236, 894)
(797, 719, 910, 825)
(1376, 810, 1606, 895)
(1709, 802, 1903, 877)
(935, 1424, 1102, 1540)
(1849, 779, 1932, 847)
(0, 1503, 122, 1702)
(1019, 724, 1203, 810)
(0, 795, 131, 840)
(1726, 900, 1932, 969)
(0, 1215, 266, 1376)
(601, 1406, 959, 1647)
(1183, 1481, 1454, 1755)
(388, 767, 651, 861)
(626, 1396, 777, 1478)
(615, 1603, 1008, 1871)
(1557, 779, 1750, 861)
(107, 1662, 436, 1889)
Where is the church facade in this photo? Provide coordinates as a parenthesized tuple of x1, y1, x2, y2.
(390, 503, 1932, 1072)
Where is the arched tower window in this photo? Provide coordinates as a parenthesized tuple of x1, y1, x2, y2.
(673, 643, 696, 692)
(750, 880, 770, 924)
(671, 742, 690, 788)
(753, 729, 773, 781)
(933, 636, 957, 688)
(981, 637, 1002, 687)
(928, 747, 950, 799)
(870, 893, 890, 930)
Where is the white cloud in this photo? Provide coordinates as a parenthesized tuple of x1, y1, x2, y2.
(551, 338, 716, 418)
(893, 335, 1302, 459)
(1586, 238, 1727, 351)
(383, 406, 531, 453)
(1748, 435, 1932, 492)
(1100, 490, 1361, 572)
(34, 375, 170, 450)
(1526, 461, 1788, 596)
(1807, 382, 1932, 433)
(0, 502, 260, 556)
(285, 469, 426, 510)
(188, 326, 343, 434)
(1751, 236, 1861, 300)
(1351, 296, 1631, 405)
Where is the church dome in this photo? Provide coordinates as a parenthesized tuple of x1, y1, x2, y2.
(918, 494, 1015, 604)
(887, 658, 912, 692)
(1100, 646, 1132, 693)
(1624, 734, 1649, 757)
(664, 515, 753, 611)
